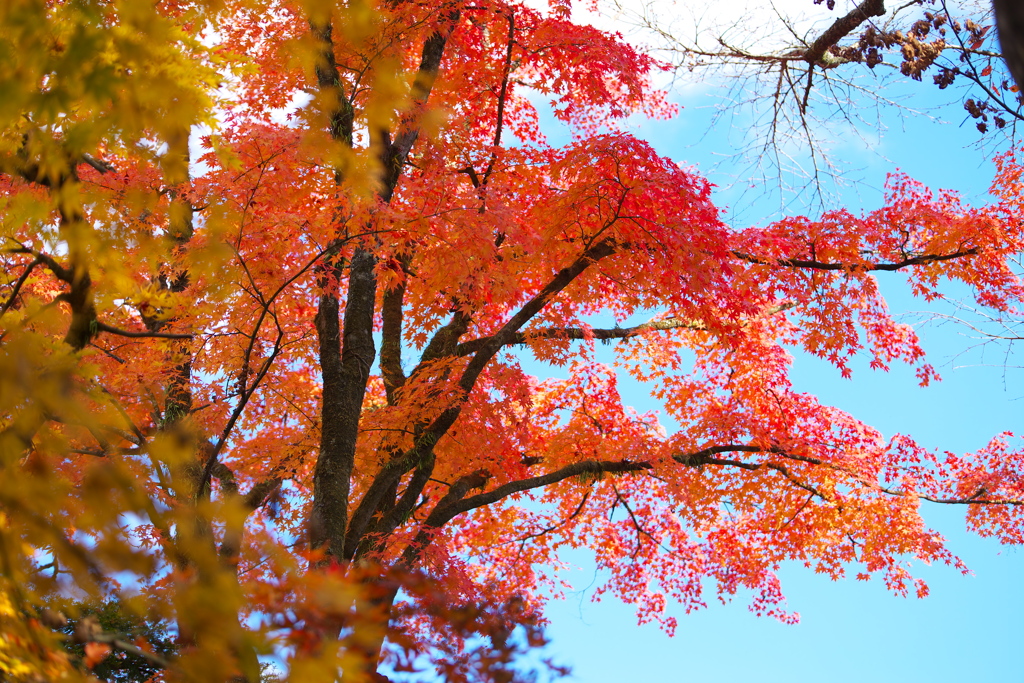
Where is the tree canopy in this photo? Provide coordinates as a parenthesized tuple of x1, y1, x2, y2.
(1, 1, 1023, 682)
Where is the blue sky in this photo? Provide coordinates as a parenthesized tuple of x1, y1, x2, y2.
(510, 6, 1024, 680)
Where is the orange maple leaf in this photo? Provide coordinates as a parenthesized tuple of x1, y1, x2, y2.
(83, 642, 112, 669)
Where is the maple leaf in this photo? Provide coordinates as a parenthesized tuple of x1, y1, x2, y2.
(83, 642, 112, 670)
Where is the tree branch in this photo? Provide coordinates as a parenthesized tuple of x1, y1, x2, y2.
(308, 19, 354, 148)
(429, 459, 650, 528)
(5, 245, 73, 282)
(802, 0, 887, 66)
(200, 322, 285, 501)
(456, 316, 705, 356)
(400, 459, 650, 567)
(315, 10, 460, 561)
(458, 237, 618, 393)
(381, 9, 462, 199)
(81, 154, 116, 175)
(94, 322, 193, 340)
(421, 310, 473, 364)
(86, 632, 170, 670)
(732, 247, 980, 271)
(675, 443, 1024, 507)
(380, 256, 410, 405)
(345, 238, 620, 558)
(0, 257, 42, 316)
(482, 9, 516, 187)
(457, 303, 796, 355)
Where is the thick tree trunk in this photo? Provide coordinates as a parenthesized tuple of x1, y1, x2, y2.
(995, 0, 1024, 91)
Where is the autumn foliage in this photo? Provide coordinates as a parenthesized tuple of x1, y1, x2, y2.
(2, 0, 1024, 681)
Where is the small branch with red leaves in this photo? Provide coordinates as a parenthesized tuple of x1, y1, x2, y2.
(60, 614, 170, 670)
(610, 482, 656, 560)
(515, 490, 592, 548)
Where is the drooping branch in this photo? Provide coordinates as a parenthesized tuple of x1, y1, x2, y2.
(610, 482, 657, 559)
(512, 489, 593, 558)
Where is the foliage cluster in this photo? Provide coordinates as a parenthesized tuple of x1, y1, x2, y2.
(1, 1, 1023, 682)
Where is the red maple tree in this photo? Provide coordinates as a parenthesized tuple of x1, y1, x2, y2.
(1, 1, 1023, 681)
